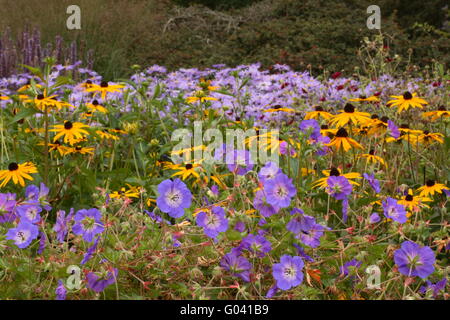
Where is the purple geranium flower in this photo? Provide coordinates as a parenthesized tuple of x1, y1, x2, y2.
(340, 259, 362, 276)
(326, 176, 352, 200)
(382, 197, 407, 224)
(394, 241, 435, 279)
(73, 208, 105, 242)
(253, 189, 280, 217)
(81, 236, 100, 265)
(6, 221, 39, 249)
(55, 280, 67, 300)
(16, 204, 42, 224)
(220, 247, 252, 282)
(227, 150, 254, 175)
(196, 206, 229, 240)
(370, 212, 381, 223)
(388, 120, 400, 139)
(53, 209, 74, 243)
(419, 278, 447, 298)
(286, 208, 315, 234)
(258, 161, 281, 183)
(24, 183, 52, 211)
(265, 173, 296, 208)
(298, 222, 330, 248)
(240, 234, 272, 257)
(156, 178, 192, 218)
(363, 173, 381, 193)
(265, 284, 279, 298)
(293, 243, 314, 262)
(0, 193, 16, 223)
(272, 255, 304, 290)
(299, 119, 320, 138)
(86, 268, 118, 293)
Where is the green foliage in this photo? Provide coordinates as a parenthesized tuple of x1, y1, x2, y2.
(0, 0, 448, 78)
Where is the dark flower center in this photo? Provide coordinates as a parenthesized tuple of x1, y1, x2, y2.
(423, 130, 430, 135)
(437, 105, 446, 111)
(403, 92, 413, 100)
(330, 167, 340, 176)
(100, 81, 108, 88)
(371, 114, 379, 119)
(359, 95, 367, 99)
(426, 180, 435, 187)
(400, 124, 409, 129)
(369, 149, 375, 155)
(344, 103, 355, 113)
(314, 106, 324, 112)
(75, 146, 82, 151)
(321, 125, 329, 129)
(405, 195, 413, 201)
(37, 94, 45, 100)
(8, 162, 19, 171)
(273, 105, 282, 110)
(235, 116, 241, 121)
(336, 127, 349, 137)
(64, 121, 73, 130)
(92, 100, 99, 106)
(85, 80, 92, 84)
(185, 164, 193, 170)
(380, 116, 389, 123)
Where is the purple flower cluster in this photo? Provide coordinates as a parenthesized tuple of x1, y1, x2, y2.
(382, 197, 407, 224)
(326, 175, 352, 222)
(287, 208, 330, 248)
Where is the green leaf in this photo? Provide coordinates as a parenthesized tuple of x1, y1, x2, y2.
(8, 107, 40, 124)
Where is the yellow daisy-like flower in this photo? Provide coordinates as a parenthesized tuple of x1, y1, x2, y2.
(39, 140, 70, 156)
(398, 189, 431, 212)
(328, 103, 371, 128)
(169, 163, 203, 180)
(387, 91, 428, 113)
(17, 83, 42, 92)
(23, 91, 75, 112)
(50, 121, 90, 146)
(304, 106, 333, 120)
(186, 91, 218, 104)
(87, 100, 108, 114)
(198, 78, 219, 91)
(263, 105, 295, 113)
(416, 131, 444, 146)
(358, 149, 387, 168)
(312, 167, 361, 188)
(348, 95, 380, 103)
(65, 145, 95, 155)
(96, 129, 120, 141)
(0, 162, 38, 188)
(85, 81, 125, 100)
(422, 106, 450, 122)
(326, 128, 363, 152)
(320, 125, 337, 138)
(416, 180, 449, 198)
(110, 185, 141, 200)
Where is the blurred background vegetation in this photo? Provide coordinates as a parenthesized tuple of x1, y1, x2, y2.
(0, 0, 448, 79)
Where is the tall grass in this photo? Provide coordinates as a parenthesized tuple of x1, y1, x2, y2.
(0, 0, 170, 79)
